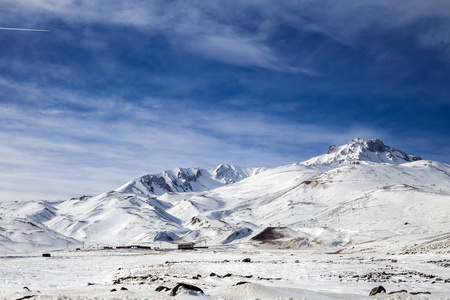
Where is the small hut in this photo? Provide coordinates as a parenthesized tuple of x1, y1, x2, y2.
(178, 243, 195, 250)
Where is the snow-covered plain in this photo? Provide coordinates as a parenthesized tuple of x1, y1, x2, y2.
(1, 139, 449, 299)
(1, 246, 449, 299)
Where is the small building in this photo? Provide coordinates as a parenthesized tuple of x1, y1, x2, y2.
(178, 243, 195, 250)
(116, 245, 151, 250)
(136, 245, 152, 250)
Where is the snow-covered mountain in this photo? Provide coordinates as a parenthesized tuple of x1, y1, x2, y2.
(302, 138, 422, 166)
(1, 139, 449, 255)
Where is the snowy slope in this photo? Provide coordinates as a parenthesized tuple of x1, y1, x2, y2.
(40, 192, 187, 246)
(0, 139, 448, 255)
(169, 159, 450, 250)
(0, 201, 81, 253)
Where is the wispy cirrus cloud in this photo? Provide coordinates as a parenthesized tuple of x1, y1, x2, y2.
(0, 0, 311, 73)
(0, 78, 389, 201)
(3, 0, 449, 73)
(184, 34, 309, 73)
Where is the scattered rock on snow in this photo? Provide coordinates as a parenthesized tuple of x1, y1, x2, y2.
(410, 291, 431, 295)
(369, 285, 386, 296)
(388, 290, 408, 294)
(170, 283, 204, 296)
(155, 286, 170, 292)
(16, 296, 36, 300)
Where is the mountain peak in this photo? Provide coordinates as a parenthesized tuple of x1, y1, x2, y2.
(214, 163, 235, 178)
(302, 138, 421, 166)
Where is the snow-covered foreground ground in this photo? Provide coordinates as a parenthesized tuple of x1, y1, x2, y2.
(1, 246, 448, 300)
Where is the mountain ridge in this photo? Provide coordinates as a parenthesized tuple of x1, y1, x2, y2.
(116, 164, 267, 198)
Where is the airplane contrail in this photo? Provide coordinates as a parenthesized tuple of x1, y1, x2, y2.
(0, 27, 49, 32)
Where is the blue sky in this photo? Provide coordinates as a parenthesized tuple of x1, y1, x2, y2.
(1, 0, 450, 201)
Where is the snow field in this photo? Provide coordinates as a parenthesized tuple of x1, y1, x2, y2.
(1, 248, 448, 299)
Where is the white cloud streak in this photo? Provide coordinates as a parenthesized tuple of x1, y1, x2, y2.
(185, 35, 309, 73)
(0, 27, 49, 32)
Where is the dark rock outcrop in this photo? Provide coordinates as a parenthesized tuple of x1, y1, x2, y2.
(16, 296, 36, 300)
(251, 227, 289, 242)
(369, 285, 386, 296)
(155, 286, 170, 292)
(388, 290, 407, 294)
(366, 139, 386, 152)
(327, 145, 337, 154)
(170, 283, 204, 296)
